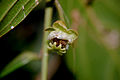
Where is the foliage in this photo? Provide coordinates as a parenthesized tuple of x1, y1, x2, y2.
(0, 51, 39, 78)
(0, 0, 120, 80)
(0, 0, 41, 37)
(58, 0, 120, 80)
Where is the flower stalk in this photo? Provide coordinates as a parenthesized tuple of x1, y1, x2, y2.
(41, 7, 53, 80)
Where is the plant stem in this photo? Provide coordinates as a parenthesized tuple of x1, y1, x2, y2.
(55, 0, 70, 27)
(55, 0, 65, 22)
(41, 7, 53, 80)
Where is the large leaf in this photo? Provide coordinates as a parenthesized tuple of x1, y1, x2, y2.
(66, 27, 115, 80)
(0, 0, 41, 37)
(0, 51, 39, 78)
(58, 0, 120, 80)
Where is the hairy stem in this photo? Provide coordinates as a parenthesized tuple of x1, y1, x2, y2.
(41, 7, 53, 80)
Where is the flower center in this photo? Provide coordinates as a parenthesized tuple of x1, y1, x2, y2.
(51, 38, 68, 48)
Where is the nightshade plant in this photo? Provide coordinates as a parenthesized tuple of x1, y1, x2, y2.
(1, 0, 120, 80)
(46, 20, 78, 55)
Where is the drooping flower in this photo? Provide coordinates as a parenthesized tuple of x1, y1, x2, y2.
(45, 20, 78, 55)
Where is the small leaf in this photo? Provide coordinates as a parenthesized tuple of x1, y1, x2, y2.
(0, 51, 39, 78)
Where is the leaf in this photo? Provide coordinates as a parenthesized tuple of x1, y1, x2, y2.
(0, 0, 41, 37)
(66, 27, 113, 80)
(92, 0, 120, 29)
(0, 51, 39, 78)
(0, 0, 17, 22)
(58, 0, 120, 80)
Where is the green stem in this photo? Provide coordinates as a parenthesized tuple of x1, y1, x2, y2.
(55, 0, 65, 22)
(41, 7, 53, 80)
(55, 0, 70, 27)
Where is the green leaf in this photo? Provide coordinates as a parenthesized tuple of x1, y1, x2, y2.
(92, 0, 120, 29)
(66, 27, 113, 80)
(0, 51, 39, 78)
(58, 0, 120, 80)
(0, 0, 41, 37)
(0, 0, 17, 22)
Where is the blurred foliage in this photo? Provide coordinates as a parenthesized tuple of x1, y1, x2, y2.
(58, 0, 120, 80)
(0, 51, 39, 78)
(0, 0, 120, 80)
(0, 0, 44, 79)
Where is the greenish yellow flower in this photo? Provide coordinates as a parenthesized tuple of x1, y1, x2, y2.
(45, 20, 78, 55)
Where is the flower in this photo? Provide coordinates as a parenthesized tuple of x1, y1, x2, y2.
(45, 20, 78, 55)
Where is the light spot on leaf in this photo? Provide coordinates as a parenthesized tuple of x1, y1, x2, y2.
(35, 0, 39, 5)
(11, 26, 14, 29)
